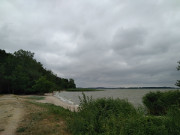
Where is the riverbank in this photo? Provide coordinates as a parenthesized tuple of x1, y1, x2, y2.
(1, 91, 179, 135)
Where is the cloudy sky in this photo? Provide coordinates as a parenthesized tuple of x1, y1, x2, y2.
(0, 0, 180, 87)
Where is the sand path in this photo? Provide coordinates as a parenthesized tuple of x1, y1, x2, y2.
(0, 95, 24, 135)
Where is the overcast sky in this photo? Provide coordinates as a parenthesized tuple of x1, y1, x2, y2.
(0, 0, 180, 87)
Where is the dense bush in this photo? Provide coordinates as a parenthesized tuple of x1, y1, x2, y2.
(165, 107, 180, 135)
(68, 94, 137, 135)
(67, 93, 180, 135)
(143, 90, 180, 115)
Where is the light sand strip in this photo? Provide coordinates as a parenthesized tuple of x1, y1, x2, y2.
(37, 95, 78, 112)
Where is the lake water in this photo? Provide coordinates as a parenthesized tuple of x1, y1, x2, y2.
(54, 89, 177, 107)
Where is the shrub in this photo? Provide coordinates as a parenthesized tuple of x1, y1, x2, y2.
(67, 94, 180, 135)
(121, 116, 168, 135)
(143, 90, 180, 115)
(165, 106, 180, 135)
(68, 94, 138, 135)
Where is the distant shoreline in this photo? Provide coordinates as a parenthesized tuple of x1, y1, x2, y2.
(85, 87, 177, 89)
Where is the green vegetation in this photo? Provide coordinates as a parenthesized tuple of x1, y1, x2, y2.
(68, 93, 180, 135)
(0, 49, 76, 94)
(143, 90, 180, 115)
(28, 101, 72, 119)
(66, 88, 101, 92)
(26, 96, 45, 100)
(16, 101, 71, 135)
(17, 91, 180, 135)
(32, 76, 55, 94)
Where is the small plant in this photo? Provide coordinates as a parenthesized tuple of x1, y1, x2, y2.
(17, 127, 26, 132)
(0, 128, 4, 132)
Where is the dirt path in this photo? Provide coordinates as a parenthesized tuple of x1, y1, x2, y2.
(0, 95, 24, 135)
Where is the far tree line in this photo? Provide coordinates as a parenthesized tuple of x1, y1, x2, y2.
(0, 49, 76, 94)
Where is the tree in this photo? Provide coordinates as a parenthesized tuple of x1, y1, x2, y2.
(0, 49, 76, 94)
(14, 49, 34, 59)
(12, 65, 30, 94)
(176, 61, 180, 87)
(68, 78, 76, 88)
(32, 76, 55, 94)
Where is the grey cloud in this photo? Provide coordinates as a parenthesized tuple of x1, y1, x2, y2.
(0, 0, 180, 87)
(112, 27, 147, 51)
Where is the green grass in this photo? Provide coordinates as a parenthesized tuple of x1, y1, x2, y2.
(17, 101, 71, 135)
(26, 96, 45, 100)
(27, 101, 72, 119)
(66, 88, 103, 92)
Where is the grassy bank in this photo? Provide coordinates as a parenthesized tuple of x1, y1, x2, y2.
(16, 97, 72, 135)
(68, 93, 180, 135)
(17, 91, 180, 135)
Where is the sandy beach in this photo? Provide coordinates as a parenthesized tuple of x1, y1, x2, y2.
(37, 94, 78, 112)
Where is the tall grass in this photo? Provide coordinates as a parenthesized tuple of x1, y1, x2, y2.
(66, 93, 180, 135)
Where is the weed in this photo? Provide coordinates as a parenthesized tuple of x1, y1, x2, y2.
(0, 129, 4, 132)
(17, 127, 26, 132)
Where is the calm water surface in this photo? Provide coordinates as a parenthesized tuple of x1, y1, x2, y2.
(54, 89, 176, 106)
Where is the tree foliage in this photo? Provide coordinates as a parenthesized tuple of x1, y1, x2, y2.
(32, 76, 55, 94)
(0, 49, 76, 94)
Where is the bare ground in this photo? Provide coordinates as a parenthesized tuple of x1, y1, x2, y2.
(0, 95, 24, 135)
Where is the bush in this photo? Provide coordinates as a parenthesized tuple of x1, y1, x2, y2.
(121, 116, 168, 135)
(143, 90, 180, 115)
(68, 94, 137, 135)
(66, 93, 180, 135)
(165, 107, 180, 135)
